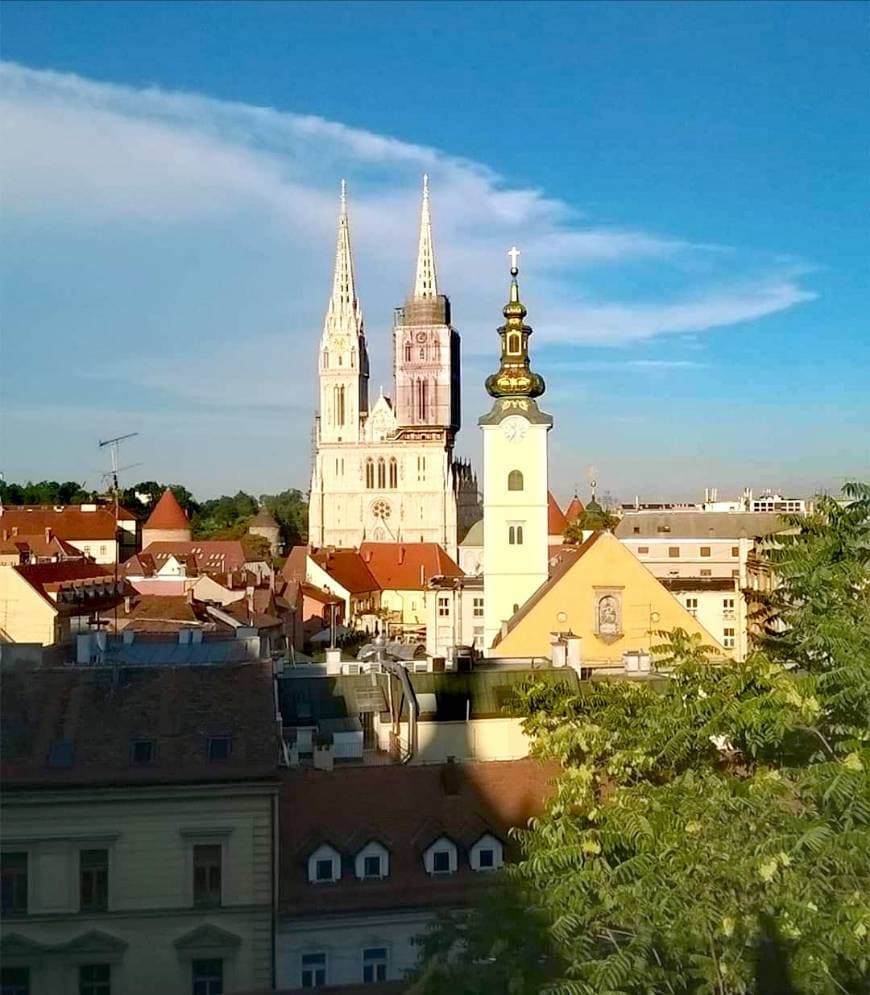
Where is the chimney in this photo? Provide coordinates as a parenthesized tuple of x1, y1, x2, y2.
(398, 546, 405, 565)
(566, 635, 583, 672)
(45, 527, 52, 543)
(124, 595, 132, 614)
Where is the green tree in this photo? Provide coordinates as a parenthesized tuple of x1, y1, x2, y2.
(564, 504, 619, 540)
(260, 488, 308, 547)
(413, 483, 870, 995)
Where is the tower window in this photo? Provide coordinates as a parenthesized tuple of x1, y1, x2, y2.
(507, 331, 521, 355)
(365, 459, 374, 489)
(389, 458, 398, 489)
(508, 525, 524, 546)
(507, 470, 524, 491)
(377, 458, 386, 489)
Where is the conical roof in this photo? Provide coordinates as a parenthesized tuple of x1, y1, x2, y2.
(547, 492, 568, 535)
(144, 489, 189, 530)
(249, 505, 278, 528)
(565, 495, 585, 524)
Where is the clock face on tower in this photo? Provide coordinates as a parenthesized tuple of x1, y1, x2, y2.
(501, 415, 528, 443)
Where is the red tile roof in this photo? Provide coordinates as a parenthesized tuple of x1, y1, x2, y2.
(311, 548, 378, 595)
(547, 492, 568, 536)
(126, 541, 255, 575)
(359, 542, 463, 591)
(1, 661, 279, 789)
(143, 489, 189, 530)
(117, 594, 202, 627)
(282, 545, 309, 584)
(11, 533, 83, 560)
(279, 759, 556, 916)
(564, 495, 585, 524)
(14, 561, 115, 605)
(0, 506, 119, 541)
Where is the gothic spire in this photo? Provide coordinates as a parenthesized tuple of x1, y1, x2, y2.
(413, 174, 438, 299)
(324, 179, 363, 337)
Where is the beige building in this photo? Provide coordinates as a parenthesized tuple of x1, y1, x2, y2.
(0, 562, 124, 648)
(307, 179, 479, 557)
(141, 489, 192, 547)
(0, 661, 281, 995)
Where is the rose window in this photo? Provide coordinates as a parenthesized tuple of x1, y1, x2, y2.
(372, 500, 391, 521)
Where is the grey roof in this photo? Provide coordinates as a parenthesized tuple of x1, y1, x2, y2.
(249, 505, 279, 528)
(277, 674, 387, 726)
(459, 520, 484, 546)
(616, 511, 786, 540)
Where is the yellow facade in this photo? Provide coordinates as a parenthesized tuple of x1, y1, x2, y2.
(1, 783, 276, 995)
(492, 531, 727, 663)
(0, 568, 57, 645)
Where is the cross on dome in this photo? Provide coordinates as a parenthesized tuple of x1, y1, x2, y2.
(508, 246, 520, 273)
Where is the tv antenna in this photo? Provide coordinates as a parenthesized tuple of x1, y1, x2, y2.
(99, 433, 139, 495)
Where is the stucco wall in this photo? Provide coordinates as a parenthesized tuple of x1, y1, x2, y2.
(0, 568, 56, 644)
(1, 784, 275, 995)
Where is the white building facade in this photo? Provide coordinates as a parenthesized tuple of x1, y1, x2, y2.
(307, 179, 479, 557)
(480, 258, 553, 651)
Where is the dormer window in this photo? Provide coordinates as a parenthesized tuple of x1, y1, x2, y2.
(355, 841, 389, 880)
(207, 736, 231, 762)
(130, 738, 155, 765)
(470, 833, 504, 872)
(423, 836, 457, 876)
(308, 844, 341, 884)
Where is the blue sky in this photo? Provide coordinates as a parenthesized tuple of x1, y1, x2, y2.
(1, 1, 867, 502)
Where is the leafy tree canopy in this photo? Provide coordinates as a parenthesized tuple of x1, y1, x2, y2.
(0, 479, 97, 505)
(414, 483, 870, 995)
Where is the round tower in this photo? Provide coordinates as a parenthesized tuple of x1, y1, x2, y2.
(142, 488, 191, 546)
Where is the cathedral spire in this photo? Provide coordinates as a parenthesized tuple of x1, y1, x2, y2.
(324, 179, 363, 337)
(413, 173, 438, 299)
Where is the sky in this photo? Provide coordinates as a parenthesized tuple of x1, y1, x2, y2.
(1, 0, 868, 503)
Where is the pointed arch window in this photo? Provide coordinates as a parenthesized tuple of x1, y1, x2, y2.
(365, 459, 375, 489)
(377, 458, 386, 489)
(404, 342, 412, 362)
(322, 349, 329, 369)
(507, 331, 522, 356)
(333, 385, 346, 426)
(388, 458, 398, 489)
(508, 470, 524, 492)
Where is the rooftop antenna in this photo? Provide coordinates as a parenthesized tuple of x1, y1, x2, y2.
(98, 432, 139, 638)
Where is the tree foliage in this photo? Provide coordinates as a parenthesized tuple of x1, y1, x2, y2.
(0, 479, 96, 505)
(414, 483, 870, 994)
(564, 505, 620, 540)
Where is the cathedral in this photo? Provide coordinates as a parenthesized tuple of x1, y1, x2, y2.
(307, 178, 480, 556)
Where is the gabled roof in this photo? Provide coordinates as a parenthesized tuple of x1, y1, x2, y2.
(359, 542, 463, 591)
(311, 549, 378, 595)
(130, 541, 256, 574)
(1, 661, 279, 789)
(0, 505, 119, 541)
(10, 533, 83, 560)
(279, 759, 556, 916)
(547, 492, 568, 536)
(143, 489, 189, 530)
(14, 561, 116, 606)
(492, 532, 603, 645)
(564, 494, 585, 524)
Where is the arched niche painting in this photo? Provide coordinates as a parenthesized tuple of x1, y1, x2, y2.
(596, 593, 622, 639)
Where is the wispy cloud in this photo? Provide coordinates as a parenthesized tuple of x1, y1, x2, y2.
(0, 61, 819, 490)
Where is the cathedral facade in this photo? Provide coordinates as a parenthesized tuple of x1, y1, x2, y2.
(308, 178, 480, 556)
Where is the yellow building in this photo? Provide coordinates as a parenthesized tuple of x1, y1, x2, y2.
(0, 661, 281, 995)
(491, 531, 727, 664)
(0, 562, 124, 647)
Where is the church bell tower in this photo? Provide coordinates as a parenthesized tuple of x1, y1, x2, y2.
(480, 250, 552, 651)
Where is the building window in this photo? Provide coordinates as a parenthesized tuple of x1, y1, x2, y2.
(315, 858, 335, 882)
(129, 738, 154, 765)
(432, 850, 451, 874)
(363, 855, 382, 879)
(700, 546, 711, 557)
(1, 968, 29, 995)
(377, 458, 386, 489)
(685, 597, 698, 616)
(417, 455, 427, 482)
(365, 459, 374, 489)
(437, 596, 450, 618)
(301, 953, 326, 989)
(723, 627, 736, 649)
(508, 525, 524, 546)
(193, 844, 222, 908)
(632, 526, 640, 534)
(657, 525, 671, 533)
(207, 736, 231, 762)
(507, 469, 523, 491)
(79, 964, 110, 995)
(388, 458, 398, 489)
(723, 598, 735, 618)
(192, 959, 223, 995)
(472, 597, 484, 618)
(404, 342, 411, 362)
(731, 546, 739, 557)
(80, 849, 109, 912)
(363, 947, 388, 984)
(732, 569, 740, 579)
(473, 626, 484, 650)
(637, 546, 649, 555)
(478, 848, 494, 869)
(700, 568, 712, 577)
(668, 547, 680, 558)
(1, 852, 28, 914)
